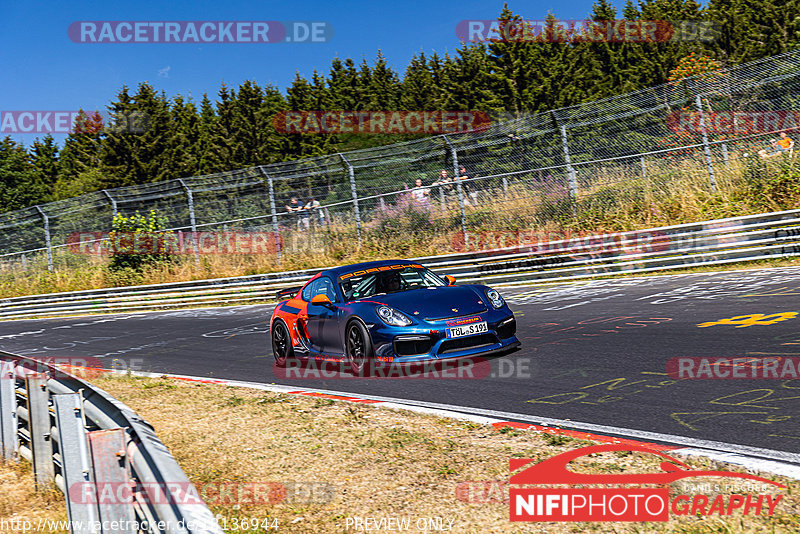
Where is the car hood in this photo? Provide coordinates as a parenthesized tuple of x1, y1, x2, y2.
(368, 285, 489, 320)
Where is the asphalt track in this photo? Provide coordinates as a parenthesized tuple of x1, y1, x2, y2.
(2, 267, 800, 460)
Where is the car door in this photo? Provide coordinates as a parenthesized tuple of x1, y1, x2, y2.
(304, 277, 339, 355)
(317, 277, 344, 356)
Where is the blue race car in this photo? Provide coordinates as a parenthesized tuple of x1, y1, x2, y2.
(270, 259, 520, 374)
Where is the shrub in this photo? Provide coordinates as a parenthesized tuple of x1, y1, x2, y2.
(366, 193, 433, 236)
(108, 210, 172, 272)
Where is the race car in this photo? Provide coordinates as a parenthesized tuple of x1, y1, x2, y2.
(269, 259, 520, 374)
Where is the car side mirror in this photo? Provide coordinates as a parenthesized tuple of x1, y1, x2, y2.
(445, 275, 456, 286)
(311, 294, 335, 308)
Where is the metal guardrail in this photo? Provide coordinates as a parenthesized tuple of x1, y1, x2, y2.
(1, 209, 799, 320)
(0, 351, 222, 534)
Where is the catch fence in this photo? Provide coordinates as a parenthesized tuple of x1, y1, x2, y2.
(3, 50, 800, 269)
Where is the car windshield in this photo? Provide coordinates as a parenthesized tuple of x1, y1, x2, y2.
(339, 266, 445, 301)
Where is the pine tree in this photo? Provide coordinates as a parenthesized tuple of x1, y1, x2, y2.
(328, 57, 360, 110)
(0, 136, 40, 212)
(166, 94, 201, 178)
(29, 135, 59, 202)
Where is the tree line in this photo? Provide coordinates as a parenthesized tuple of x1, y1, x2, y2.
(2, 0, 799, 213)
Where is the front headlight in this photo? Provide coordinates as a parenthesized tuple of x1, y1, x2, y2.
(485, 288, 505, 309)
(376, 305, 412, 326)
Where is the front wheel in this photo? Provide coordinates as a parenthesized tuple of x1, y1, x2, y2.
(271, 321, 294, 367)
(346, 320, 374, 376)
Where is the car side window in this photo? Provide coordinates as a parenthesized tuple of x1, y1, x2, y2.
(301, 280, 315, 302)
(317, 276, 338, 302)
(304, 277, 338, 303)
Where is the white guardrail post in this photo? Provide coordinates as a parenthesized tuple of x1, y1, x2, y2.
(53, 393, 101, 532)
(26, 373, 55, 486)
(0, 362, 17, 460)
(88, 429, 137, 533)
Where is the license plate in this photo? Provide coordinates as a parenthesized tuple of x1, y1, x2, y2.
(446, 321, 488, 338)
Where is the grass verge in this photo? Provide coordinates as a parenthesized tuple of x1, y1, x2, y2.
(0, 460, 66, 533)
(86, 374, 799, 534)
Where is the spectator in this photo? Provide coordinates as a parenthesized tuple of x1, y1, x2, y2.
(411, 178, 431, 203)
(306, 196, 325, 226)
(433, 170, 454, 194)
(285, 196, 306, 229)
(778, 131, 795, 154)
(758, 139, 783, 159)
(458, 165, 479, 206)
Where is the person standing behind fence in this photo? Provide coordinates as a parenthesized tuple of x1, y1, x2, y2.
(411, 178, 431, 204)
(306, 196, 325, 227)
(286, 197, 306, 229)
(458, 165, 479, 207)
(778, 131, 795, 155)
(432, 170, 454, 207)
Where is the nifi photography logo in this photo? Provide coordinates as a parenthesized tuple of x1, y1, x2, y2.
(509, 443, 786, 522)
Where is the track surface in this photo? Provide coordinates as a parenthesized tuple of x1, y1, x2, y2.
(2, 268, 800, 456)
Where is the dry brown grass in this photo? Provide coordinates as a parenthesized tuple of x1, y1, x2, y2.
(91, 374, 799, 534)
(0, 460, 67, 533)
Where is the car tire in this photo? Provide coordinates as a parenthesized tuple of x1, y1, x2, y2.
(345, 320, 374, 376)
(271, 320, 294, 368)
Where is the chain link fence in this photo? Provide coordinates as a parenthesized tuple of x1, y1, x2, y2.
(4, 50, 800, 271)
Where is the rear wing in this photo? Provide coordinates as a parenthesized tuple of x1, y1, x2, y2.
(276, 286, 303, 301)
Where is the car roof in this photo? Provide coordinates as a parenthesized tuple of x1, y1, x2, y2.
(322, 259, 422, 279)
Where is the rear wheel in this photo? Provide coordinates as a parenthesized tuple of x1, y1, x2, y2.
(346, 320, 374, 376)
(271, 321, 294, 367)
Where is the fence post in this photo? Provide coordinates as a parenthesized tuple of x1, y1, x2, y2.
(722, 143, 729, 165)
(442, 135, 468, 248)
(53, 393, 101, 531)
(34, 206, 53, 272)
(339, 153, 361, 243)
(0, 361, 18, 460)
(695, 95, 718, 193)
(641, 156, 647, 178)
(26, 373, 54, 486)
(178, 179, 201, 263)
(558, 125, 579, 215)
(102, 190, 118, 220)
(259, 168, 282, 264)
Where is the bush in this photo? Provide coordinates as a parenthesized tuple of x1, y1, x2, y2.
(108, 210, 172, 272)
(366, 193, 434, 236)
